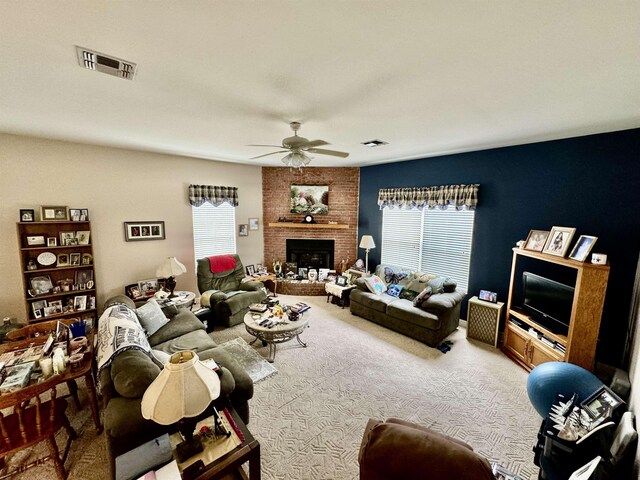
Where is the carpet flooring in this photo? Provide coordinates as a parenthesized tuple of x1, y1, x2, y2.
(4, 294, 541, 479)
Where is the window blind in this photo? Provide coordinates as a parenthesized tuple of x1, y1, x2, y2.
(192, 203, 236, 264)
(381, 206, 475, 291)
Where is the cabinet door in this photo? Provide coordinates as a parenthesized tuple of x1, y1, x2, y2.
(529, 341, 564, 368)
(504, 324, 529, 363)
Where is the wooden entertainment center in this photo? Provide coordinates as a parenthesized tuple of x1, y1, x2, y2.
(502, 248, 609, 372)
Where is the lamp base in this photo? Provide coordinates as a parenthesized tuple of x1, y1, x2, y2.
(175, 436, 203, 463)
(166, 276, 177, 298)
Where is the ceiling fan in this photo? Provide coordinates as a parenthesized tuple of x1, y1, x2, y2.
(248, 122, 349, 168)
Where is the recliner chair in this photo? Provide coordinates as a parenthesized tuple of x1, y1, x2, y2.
(197, 254, 267, 327)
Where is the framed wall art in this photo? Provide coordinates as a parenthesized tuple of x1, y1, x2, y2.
(124, 221, 166, 241)
(568, 235, 598, 262)
(20, 209, 35, 222)
(290, 185, 329, 215)
(69, 208, 89, 221)
(249, 218, 259, 230)
(239, 224, 248, 236)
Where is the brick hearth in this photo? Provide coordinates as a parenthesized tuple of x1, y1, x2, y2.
(262, 167, 360, 272)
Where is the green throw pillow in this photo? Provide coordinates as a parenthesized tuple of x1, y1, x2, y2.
(399, 289, 419, 301)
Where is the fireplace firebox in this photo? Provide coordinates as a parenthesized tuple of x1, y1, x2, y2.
(286, 239, 334, 270)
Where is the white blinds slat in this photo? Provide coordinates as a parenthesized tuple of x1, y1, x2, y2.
(192, 203, 236, 265)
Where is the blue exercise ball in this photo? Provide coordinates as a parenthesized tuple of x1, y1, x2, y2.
(527, 362, 603, 417)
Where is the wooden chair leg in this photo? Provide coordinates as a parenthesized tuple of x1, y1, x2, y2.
(46, 435, 67, 480)
(66, 380, 81, 409)
(63, 414, 77, 440)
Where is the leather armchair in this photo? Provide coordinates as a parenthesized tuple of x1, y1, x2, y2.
(197, 254, 267, 327)
(359, 418, 495, 480)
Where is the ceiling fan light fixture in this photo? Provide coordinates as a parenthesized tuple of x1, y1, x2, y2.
(362, 139, 388, 147)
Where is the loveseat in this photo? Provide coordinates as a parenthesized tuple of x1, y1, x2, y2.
(98, 295, 253, 473)
(350, 263, 465, 346)
(197, 254, 267, 327)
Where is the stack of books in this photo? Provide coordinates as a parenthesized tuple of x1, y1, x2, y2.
(249, 303, 268, 313)
(290, 302, 310, 314)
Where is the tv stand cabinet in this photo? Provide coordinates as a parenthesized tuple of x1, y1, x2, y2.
(502, 248, 609, 371)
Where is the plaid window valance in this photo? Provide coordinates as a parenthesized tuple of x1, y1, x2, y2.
(189, 184, 239, 207)
(377, 184, 479, 210)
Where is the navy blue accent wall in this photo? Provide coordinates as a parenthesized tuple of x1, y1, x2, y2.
(358, 128, 640, 367)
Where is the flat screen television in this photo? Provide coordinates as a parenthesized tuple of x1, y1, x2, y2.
(522, 272, 574, 335)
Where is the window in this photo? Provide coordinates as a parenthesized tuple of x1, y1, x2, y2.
(381, 206, 475, 291)
(192, 203, 236, 263)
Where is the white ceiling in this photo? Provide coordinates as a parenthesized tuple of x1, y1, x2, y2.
(1, 1, 639, 167)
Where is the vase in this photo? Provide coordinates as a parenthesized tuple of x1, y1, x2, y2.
(308, 269, 318, 282)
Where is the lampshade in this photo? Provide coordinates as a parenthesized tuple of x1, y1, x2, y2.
(156, 256, 187, 278)
(141, 351, 220, 425)
(359, 235, 376, 250)
(282, 151, 312, 169)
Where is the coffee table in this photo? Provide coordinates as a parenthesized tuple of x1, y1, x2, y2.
(243, 311, 309, 363)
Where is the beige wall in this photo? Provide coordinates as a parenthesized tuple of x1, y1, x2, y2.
(0, 133, 263, 322)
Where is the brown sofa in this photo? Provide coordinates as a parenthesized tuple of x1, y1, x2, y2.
(350, 263, 465, 346)
(359, 418, 495, 480)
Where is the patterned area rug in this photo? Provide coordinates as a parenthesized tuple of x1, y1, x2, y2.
(216, 337, 278, 383)
(4, 294, 541, 479)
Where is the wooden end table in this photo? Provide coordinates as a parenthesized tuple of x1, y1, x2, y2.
(250, 274, 277, 297)
(325, 283, 356, 308)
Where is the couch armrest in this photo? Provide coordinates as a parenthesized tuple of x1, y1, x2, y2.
(420, 289, 466, 311)
(200, 290, 228, 308)
(239, 281, 264, 292)
(354, 277, 369, 291)
(359, 418, 494, 480)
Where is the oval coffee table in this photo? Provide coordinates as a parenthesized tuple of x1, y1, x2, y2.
(243, 311, 309, 363)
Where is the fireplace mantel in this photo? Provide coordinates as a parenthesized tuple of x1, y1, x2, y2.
(268, 223, 349, 230)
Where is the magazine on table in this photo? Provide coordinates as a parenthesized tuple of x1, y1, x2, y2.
(491, 463, 524, 480)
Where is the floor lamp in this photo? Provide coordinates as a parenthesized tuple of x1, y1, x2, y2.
(359, 235, 376, 274)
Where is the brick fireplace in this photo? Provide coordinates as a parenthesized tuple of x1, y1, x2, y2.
(262, 167, 360, 272)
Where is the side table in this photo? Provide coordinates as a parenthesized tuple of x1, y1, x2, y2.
(325, 283, 356, 308)
(251, 274, 277, 297)
(172, 290, 197, 309)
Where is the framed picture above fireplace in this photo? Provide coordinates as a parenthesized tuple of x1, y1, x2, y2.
(290, 185, 329, 215)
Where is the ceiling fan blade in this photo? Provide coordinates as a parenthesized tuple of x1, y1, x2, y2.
(301, 139, 330, 148)
(247, 144, 285, 148)
(307, 148, 350, 158)
(250, 150, 289, 159)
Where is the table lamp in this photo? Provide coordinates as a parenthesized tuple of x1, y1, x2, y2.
(156, 256, 187, 297)
(359, 235, 376, 273)
(141, 351, 220, 462)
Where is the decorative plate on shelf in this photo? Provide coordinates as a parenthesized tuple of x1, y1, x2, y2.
(37, 251, 56, 266)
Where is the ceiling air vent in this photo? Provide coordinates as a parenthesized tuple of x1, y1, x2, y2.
(362, 139, 388, 147)
(76, 46, 137, 80)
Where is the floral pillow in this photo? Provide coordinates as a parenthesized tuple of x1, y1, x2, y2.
(383, 267, 409, 286)
(364, 275, 387, 295)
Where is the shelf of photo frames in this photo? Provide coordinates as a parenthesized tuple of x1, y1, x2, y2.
(511, 247, 610, 270)
(268, 223, 349, 229)
(17, 220, 97, 324)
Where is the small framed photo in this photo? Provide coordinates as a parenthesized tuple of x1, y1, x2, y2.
(249, 218, 259, 230)
(479, 289, 498, 303)
(75, 231, 91, 245)
(47, 237, 57, 247)
(542, 226, 576, 257)
(568, 235, 598, 262)
(345, 269, 365, 285)
(60, 231, 75, 245)
(238, 224, 248, 236)
(75, 270, 94, 286)
(26, 235, 46, 246)
(74, 295, 87, 311)
(580, 385, 624, 420)
(30, 275, 53, 295)
(81, 253, 93, 265)
(32, 300, 47, 315)
(56, 253, 70, 267)
(138, 278, 159, 296)
(124, 221, 166, 241)
(69, 208, 89, 222)
(69, 253, 81, 266)
(40, 206, 68, 221)
(298, 267, 308, 279)
(246, 265, 256, 276)
(524, 230, 550, 252)
(285, 262, 297, 275)
(336, 275, 348, 286)
(33, 309, 43, 319)
(43, 306, 58, 317)
(20, 209, 35, 222)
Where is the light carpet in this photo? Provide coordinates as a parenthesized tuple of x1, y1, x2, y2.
(5, 294, 541, 479)
(216, 337, 278, 383)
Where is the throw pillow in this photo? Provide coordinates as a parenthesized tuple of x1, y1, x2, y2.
(364, 275, 387, 295)
(111, 350, 161, 398)
(136, 298, 170, 336)
(399, 289, 419, 301)
(386, 284, 404, 297)
(413, 286, 433, 307)
(382, 267, 409, 286)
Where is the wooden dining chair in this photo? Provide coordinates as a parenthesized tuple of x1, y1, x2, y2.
(3, 319, 81, 409)
(0, 381, 76, 479)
